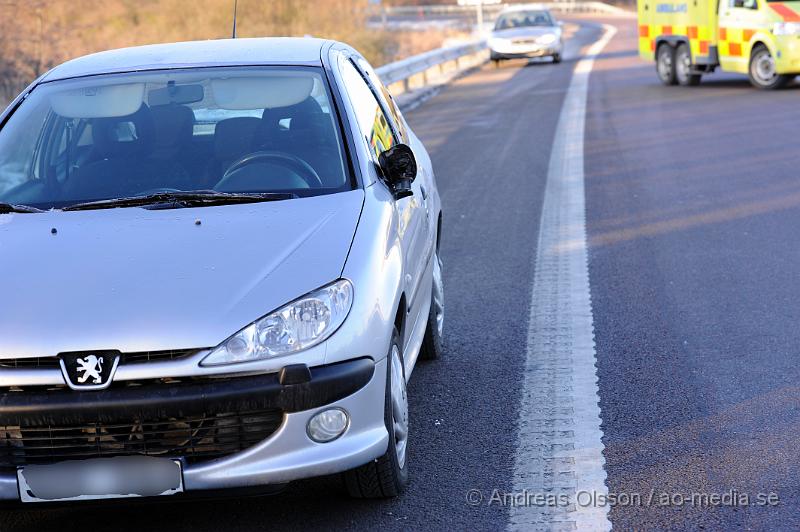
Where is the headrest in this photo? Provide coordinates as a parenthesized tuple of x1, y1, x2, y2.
(260, 97, 323, 122)
(214, 117, 261, 160)
(91, 103, 154, 159)
(150, 104, 194, 151)
(290, 112, 329, 130)
(289, 112, 334, 144)
(255, 97, 324, 148)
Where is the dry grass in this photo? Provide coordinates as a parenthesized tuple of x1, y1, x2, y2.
(0, 0, 463, 105)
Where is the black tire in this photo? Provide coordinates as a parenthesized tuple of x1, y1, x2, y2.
(675, 43, 701, 86)
(344, 328, 408, 498)
(552, 53, 562, 64)
(748, 44, 792, 90)
(419, 251, 444, 361)
(656, 43, 677, 85)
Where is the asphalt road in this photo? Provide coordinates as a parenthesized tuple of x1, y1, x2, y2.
(585, 17, 800, 531)
(5, 14, 799, 532)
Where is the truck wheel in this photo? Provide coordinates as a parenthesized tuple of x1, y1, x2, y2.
(675, 43, 701, 86)
(656, 43, 677, 85)
(749, 45, 791, 90)
(344, 329, 409, 498)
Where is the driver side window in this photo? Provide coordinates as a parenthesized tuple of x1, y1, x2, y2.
(339, 57, 396, 161)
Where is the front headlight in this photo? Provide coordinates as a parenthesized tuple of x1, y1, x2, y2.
(774, 22, 800, 35)
(537, 33, 557, 45)
(201, 279, 353, 366)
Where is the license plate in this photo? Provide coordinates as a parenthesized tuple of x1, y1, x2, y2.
(17, 456, 183, 503)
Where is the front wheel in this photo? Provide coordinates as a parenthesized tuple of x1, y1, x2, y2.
(552, 53, 562, 64)
(344, 329, 409, 498)
(675, 43, 701, 86)
(749, 45, 792, 90)
(419, 250, 444, 360)
(656, 44, 677, 85)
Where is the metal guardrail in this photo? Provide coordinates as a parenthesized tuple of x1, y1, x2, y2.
(375, 1, 630, 98)
(376, 40, 488, 94)
(384, 2, 630, 16)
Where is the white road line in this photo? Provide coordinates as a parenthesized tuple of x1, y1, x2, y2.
(508, 24, 617, 532)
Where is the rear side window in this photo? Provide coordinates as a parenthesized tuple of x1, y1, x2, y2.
(339, 58, 396, 161)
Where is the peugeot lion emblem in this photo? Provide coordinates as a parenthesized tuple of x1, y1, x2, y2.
(58, 351, 121, 390)
(77, 355, 104, 384)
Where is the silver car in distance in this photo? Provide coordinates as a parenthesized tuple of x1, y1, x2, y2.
(0, 37, 444, 503)
(489, 6, 564, 64)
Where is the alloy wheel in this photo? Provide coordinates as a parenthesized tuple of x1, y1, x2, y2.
(432, 253, 444, 338)
(390, 344, 409, 469)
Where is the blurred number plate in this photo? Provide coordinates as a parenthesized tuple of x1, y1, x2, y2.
(18, 456, 183, 503)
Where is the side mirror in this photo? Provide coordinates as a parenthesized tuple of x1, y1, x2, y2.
(378, 143, 417, 199)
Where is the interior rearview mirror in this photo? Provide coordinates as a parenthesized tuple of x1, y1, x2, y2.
(148, 83, 204, 106)
(378, 144, 417, 199)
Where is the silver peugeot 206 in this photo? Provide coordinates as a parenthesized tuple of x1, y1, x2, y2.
(0, 37, 443, 503)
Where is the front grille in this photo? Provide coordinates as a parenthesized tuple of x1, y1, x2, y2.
(0, 349, 197, 370)
(0, 409, 283, 467)
(119, 349, 198, 365)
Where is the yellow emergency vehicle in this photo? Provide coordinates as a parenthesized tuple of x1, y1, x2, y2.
(638, 0, 800, 88)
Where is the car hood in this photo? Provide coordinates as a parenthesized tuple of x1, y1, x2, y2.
(491, 27, 558, 39)
(0, 190, 364, 357)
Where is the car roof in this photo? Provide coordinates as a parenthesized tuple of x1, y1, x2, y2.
(41, 37, 332, 82)
(497, 4, 551, 14)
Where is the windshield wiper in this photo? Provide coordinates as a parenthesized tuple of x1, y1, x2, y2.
(61, 191, 297, 212)
(0, 202, 44, 214)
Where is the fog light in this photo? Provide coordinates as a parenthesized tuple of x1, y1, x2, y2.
(307, 408, 349, 443)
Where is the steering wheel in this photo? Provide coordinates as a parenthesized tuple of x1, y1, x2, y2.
(221, 151, 323, 188)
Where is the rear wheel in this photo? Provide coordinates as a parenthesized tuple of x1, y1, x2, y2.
(675, 43, 701, 86)
(749, 45, 791, 90)
(552, 53, 561, 64)
(344, 329, 408, 498)
(656, 43, 677, 85)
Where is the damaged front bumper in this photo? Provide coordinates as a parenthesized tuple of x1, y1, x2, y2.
(0, 357, 389, 501)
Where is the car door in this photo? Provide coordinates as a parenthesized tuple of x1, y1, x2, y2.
(353, 58, 434, 317)
(337, 56, 430, 345)
(718, 0, 763, 73)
